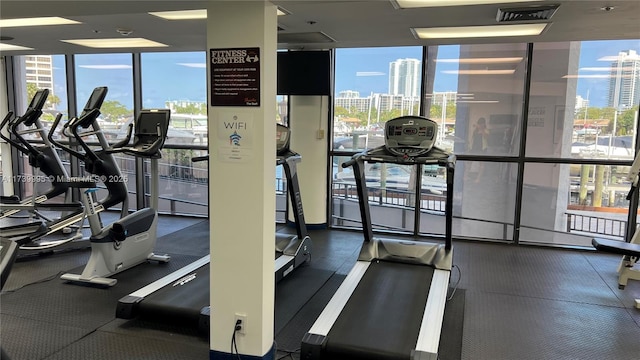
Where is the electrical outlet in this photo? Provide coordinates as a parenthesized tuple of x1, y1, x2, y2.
(316, 129, 325, 139)
(234, 313, 247, 335)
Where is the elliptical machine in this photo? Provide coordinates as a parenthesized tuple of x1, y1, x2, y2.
(51, 105, 172, 287)
(0, 89, 77, 220)
(1, 89, 109, 255)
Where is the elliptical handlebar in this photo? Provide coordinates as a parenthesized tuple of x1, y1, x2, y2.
(0, 112, 30, 154)
(48, 112, 89, 161)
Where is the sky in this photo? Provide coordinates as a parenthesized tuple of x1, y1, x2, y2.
(50, 39, 640, 112)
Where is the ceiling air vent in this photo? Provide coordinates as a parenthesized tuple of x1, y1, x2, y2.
(496, 4, 559, 22)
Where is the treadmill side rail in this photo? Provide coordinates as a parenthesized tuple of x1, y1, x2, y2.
(306, 261, 370, 336)
(414, 268, 451, 359)
(301, 333, 328, 360)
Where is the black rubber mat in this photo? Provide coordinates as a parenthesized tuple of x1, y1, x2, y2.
(462, 290, 640, 360)
(41, 330, 208, 360)
(0, 254, 200, 329)
(0, 314, 88, 360)
(275, 274, 347, 356)
(154, 219, 209, 256)
(275, 265, 335, 333)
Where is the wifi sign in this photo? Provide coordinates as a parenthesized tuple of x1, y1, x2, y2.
(229, 131, 242, 146)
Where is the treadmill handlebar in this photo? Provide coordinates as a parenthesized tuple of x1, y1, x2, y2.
(192, 155, 209, 162)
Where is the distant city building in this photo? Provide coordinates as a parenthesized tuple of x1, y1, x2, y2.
(389, 58, 420, 98)
(575, 95, 590, 110)
(428, 91, 458, 106)
(335, 95, 371, 113)
(25, 55, 54, 108)
(164, 99, 206, 112)
(338, 90, 361, 98)
(607, 49, 640, 110)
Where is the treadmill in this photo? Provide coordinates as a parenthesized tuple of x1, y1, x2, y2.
(301, 116, 455, 360)
(116, 124, 311, 333)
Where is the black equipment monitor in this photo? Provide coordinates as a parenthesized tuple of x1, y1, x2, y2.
(385, 116, 438, 157)
(28, 89, 49, 111)
(22, 89, 49, 126)
(80, 86, 108, 117)
(276, 124, 291, 155)
(132, 109, 171, 156)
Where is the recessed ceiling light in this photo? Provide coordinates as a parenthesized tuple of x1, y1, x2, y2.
(435, 57, 523, 64)
(0, 42, 34, 51)
(393, 0, 542, 8)
(413, 23, 548, 39)
(149, 9, 207, 20)
(277, 8, 289, 16)
(442, 69, 516, 75)
(0, 16, 81, 28)
(61, 38, 168, 48)
(149, 7, 288, 20)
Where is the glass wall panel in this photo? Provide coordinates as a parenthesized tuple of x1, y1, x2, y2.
(333, 47, 422, 152)
(523, 39, 639, 247)
(6, 55, 68, 201)
(426, 44, 527, 155)
(141, 52, 207, 146)
(332, 157, 417, 233)
(420, 44, 526, 242)
(520, 163, 631, 247)
(75, 53, 135, 211)
(146, 149, 208, 217)
(448, 160, 517, 241)
(527, 40, 640, 160)
(140, 52, 208, 216)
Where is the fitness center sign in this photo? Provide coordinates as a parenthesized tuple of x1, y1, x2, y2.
(210, 47, 260, 107)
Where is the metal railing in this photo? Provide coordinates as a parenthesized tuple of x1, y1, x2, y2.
(566, 212, 626, 238)
(332, 182, 446, 212)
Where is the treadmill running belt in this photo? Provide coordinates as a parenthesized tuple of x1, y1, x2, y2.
(325, 261, 434, 360)
(138, 263, 210, 325)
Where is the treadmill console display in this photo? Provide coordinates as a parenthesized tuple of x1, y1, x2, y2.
(276, 124, 291, 155)
(385, 117, 437, 157)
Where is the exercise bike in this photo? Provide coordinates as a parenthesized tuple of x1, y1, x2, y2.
(51, 105, 171, 287)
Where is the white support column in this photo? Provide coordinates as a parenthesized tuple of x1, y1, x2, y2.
(207, 2, 277, 359)
(288, 95, 329, 227)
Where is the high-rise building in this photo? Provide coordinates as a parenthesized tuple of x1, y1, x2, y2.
(607, 50, 640, 110)
(388, 58, 420, 98)
(25, 55, 55, 108)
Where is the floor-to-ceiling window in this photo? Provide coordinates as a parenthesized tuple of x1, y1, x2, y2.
(521, 39, 640, 247)
(330, 46, 423, 233)
(141, 51, 208, 216)
(4, 54, 68, 202)
(74, 53, 135, 211)
(425, 43, 527, 241)
(329, 39, 640, 248)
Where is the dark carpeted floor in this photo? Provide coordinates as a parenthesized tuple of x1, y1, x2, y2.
(2, 215, 639, 360)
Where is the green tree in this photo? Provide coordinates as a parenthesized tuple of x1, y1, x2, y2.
(613, 107, 639, 135)
(26, 83, 60, 109)
(99, 100, 132, 121)
(174, 103, 206, 115)
(334, 106, 350, 117)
